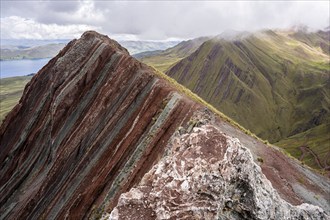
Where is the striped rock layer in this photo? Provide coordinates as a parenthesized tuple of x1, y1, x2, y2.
(0, 31, 329, 219)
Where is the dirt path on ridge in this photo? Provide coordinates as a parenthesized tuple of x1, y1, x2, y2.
(299, 145, 326, 170)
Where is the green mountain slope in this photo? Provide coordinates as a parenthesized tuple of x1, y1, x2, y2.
(0, 76, 32, 122)
(137, 37, 210, 72)
(164, 30, 330, 171)
(290, 29, 330, 55)
(276, 123, 330, 171)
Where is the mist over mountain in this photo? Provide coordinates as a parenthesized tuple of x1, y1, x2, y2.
(139, 28, 330, 172)
(119, 40, 181, 55)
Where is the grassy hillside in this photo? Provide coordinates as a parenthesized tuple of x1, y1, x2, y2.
(0, 76, 32, 122)
(161, 30, 329, 171)
(137, 37, 210, 72)
(290, 29, 330, 55)
(276, 124, 330, 171)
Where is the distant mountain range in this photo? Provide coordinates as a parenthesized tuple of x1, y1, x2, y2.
(1, 43, 67, 60)
(0, 39, 180, 60)
(120, 40, 180, 54)
(138, 29, 330, 172)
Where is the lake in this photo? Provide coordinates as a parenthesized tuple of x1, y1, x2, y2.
(0, 58, 51, 78)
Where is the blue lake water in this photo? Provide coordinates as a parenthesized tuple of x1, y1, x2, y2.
(0, 58, 51, 78)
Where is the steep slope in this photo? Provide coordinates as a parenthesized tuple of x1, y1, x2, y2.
(0, 31, 329, 219)
(290, 29, 330, 55)
(0, 31, 199, 219)
(165, 30, 330, 171)
(136, 37, 210, 72)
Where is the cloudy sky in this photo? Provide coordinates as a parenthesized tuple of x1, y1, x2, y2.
(1, 1, 329, 41)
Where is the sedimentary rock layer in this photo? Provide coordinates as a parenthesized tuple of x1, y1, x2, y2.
(0, 31, 329, 219)
(0, 31, 198, 219)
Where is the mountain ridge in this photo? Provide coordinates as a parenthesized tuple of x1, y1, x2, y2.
(0, 31, 329, 219)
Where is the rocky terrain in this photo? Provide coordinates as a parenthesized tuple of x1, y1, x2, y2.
(0, 31, 329, 219)
(107, 113, 327, 219)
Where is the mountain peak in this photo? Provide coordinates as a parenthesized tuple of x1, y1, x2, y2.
(0, 29, 199, 219)
(81, 30, 130, 55)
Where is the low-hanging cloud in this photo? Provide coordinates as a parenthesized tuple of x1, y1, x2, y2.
(1, 1, 329, 40)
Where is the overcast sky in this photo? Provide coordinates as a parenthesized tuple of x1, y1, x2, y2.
(1, 1, 329, 41)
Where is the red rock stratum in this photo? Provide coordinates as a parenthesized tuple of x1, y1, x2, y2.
(0, 31, 329, 219)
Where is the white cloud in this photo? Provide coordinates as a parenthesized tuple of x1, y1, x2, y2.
(1, 16, 100, 39)
(1, 1, 329, 40)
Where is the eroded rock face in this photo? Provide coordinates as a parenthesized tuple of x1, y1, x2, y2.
(107, 122, 327, 219)
(0, 31, 198, 219)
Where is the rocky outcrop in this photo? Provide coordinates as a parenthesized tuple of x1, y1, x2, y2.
(106, 117, 327, 219)
(0, 31, 198, 219)
(0, 31, 329, 219)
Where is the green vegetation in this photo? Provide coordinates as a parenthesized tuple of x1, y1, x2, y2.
(141, 55, 182, 72)
(152, 67, 264, 144)
(257, 157, 264, 163)
(146, 29, 330, 171)
(290, 29, 330, 55)
(0, 76, 32, 122)
(276, 124, 330, 170)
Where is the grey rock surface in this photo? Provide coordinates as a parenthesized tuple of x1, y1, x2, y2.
(106, 121, 328, 219)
